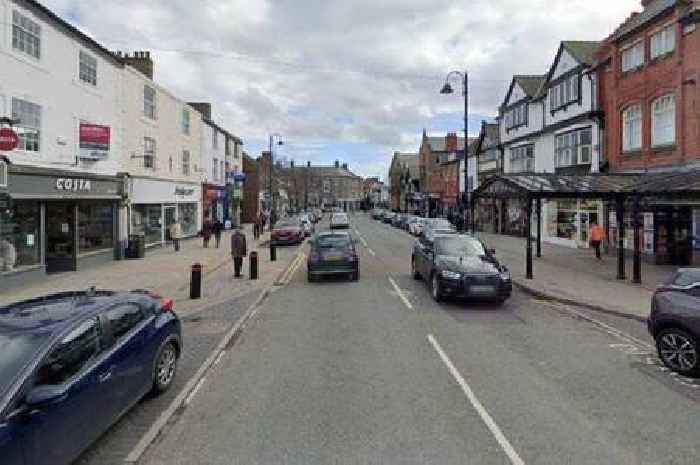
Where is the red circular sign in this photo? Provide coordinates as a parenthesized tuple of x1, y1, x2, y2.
(0, 128, 19, 151)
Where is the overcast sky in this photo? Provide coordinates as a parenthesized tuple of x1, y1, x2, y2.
(46, 0, 640, 180)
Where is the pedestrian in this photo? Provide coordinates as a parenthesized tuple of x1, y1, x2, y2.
(230, 226, 247, 278)
(213, 220, 223, 248)
(170, 221, 182, 252)
(202, 220, 212, 248)
(589, 221, 605, 260)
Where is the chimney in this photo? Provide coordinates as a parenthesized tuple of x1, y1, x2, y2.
(342, 163, 348, 170)
(307, 161, 311, 167)
(335, 160, 340, 168)
(188, 102, 212, 120)
(446, 132, 458, 152)
(290, 160, 295, 168)
(122, 50, 154, 79)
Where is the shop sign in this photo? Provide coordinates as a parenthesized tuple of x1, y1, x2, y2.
(79, 123, 110, 159)
(227, 171, 246, 182)
(56, 178, 91, 191)
(0, 128, 19, 151)
(174, 186, 195, 197)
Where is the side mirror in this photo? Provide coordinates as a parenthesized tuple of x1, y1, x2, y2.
(26, 385, 68, 407)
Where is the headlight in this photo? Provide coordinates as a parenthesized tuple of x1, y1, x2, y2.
(441, 270, 462, 280)
(500, 271, 511, 281)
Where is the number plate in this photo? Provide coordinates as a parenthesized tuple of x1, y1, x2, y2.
(470, 285, 496, 295)
(324, 254, 343, 261)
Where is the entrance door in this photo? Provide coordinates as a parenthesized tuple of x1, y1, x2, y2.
(163, 206, 176, 242)
(46, 203, 76, 273)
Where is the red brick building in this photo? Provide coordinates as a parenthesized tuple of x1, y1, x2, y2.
(241, 153, 259, 224)
(419, 131, 466, 216)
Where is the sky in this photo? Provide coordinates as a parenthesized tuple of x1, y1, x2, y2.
(45, 0, 641, 181)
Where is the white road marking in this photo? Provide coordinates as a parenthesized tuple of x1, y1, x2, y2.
(388, 276, 413, 310)
(184, 377, 207, 406)
(367, 248, 376, 256)
(427, 334, 526, 465)
(213, 350, 226, 366)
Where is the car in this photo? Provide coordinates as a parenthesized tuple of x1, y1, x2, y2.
(0, 289, 181, 465)
(307, 231, 360, 282)
(401, 215, 415, 231)
(411, 233, 512, 304)
(409, 217, 429, 236)
(391, 214, 404, 228)
(648, 268, 700, 376)
(330, 212, 350, 229)
(371, 209, 383, 220)
(382, 212, 396, 224)
(271, 219, 305, 245)
(299, 217, 315, 237)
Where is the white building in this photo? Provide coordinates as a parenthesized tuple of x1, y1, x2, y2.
(0, 0, 127, 284)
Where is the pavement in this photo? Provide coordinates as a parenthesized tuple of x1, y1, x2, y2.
(475, 232, 677, 322)
(137, 213, 700, 465)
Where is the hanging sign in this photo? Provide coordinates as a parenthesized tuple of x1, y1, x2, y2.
(79, 123, 110, 159)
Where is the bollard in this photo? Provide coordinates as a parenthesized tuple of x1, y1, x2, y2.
(190, 263, 202, 299)
(270, 243, 277, 262)
(250, 251, 258, 280)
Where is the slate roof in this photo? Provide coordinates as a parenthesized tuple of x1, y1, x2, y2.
(480, 123, 500, 151)
(562, 41, 600, 66)
(306, 166, 361, 178)
(425, 136, 465, 152)
(514, 75, 546, 98)
(609, 0, 677, 42)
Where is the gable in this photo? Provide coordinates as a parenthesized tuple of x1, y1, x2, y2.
(551, 48, 578, 81)
(507, 83, 526, 106)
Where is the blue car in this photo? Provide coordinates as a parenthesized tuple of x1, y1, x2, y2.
(0, 289, 182, 465)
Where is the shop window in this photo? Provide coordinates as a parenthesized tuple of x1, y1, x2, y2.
(12, 10, 41, 59)
(131, 204, 163, 245)
(652, 94, 676, 147)
(12, 97, 41, 152)
(178, 203, 198, 237)
(78, 202, 114, 254)
(0, 201, 40, 271)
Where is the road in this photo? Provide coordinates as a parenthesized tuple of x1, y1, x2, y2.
(140, 213, 700, 465)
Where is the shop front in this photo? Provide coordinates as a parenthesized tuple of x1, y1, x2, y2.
(543, 199, 602, 249)
(129, 177, 201, 246)
(1, 165, 123, 288)
(203, 184, 226, 223)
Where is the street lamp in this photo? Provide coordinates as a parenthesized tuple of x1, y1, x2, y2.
(268, 133, 283, 226)
(440, 70, 469, 229)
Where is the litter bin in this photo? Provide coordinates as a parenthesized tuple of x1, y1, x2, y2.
(127, 234, 146, 259)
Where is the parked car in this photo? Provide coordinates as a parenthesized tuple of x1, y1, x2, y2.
(421, 218, 457, 238)
(0, 289, 181, 465)
(272, 219, 305, 245)
(299, 216, 315, 237)
(411, 233, 512, 304)
(307, 231, 360, 282)
(391, 214, 404, 228)
(371, 209, 383, 220)
(330, 212, 350, 229)
(409, 217, 429, 236)
(382, 212, 396, 224)
(648, 268, 700, 376)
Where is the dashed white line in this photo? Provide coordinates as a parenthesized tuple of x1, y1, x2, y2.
(367, 248, 376, 256)
(184, 377, 207, 406)
(388, 276, 413, 310)
(427, 334, 526, 465)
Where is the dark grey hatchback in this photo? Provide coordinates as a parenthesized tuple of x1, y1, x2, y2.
(307, 232, 359, 282)
(648, 268, 700, 376)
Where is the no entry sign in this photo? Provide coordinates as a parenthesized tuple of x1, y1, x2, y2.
(0, 128, 19, 151)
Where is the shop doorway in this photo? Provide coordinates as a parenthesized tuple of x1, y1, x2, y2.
(46, 203, 76, 273)
(163, 205, 176, 242)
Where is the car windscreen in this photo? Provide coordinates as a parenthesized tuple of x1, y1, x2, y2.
(0, 330, 51, 399)
(671, 269, 700, 287)
(435, 236, 486, 257)
(316, 234, 351, 249)
(276, 221, 298, 228)
(332, 214, 348, 222)
(431, 219, 453, 229)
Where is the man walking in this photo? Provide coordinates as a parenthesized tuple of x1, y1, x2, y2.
(589, 221, 605, 260)
(202, 220, 212, 248)
(213, 219, 223, 248)
(170, 221, 182, 252)
(230, 226, 247, 278)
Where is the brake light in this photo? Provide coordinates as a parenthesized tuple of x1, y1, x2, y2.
(160, 298, 174, 312)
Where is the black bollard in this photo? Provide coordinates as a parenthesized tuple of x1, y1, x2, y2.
(270, 244, 277, 262)
(250, 251, 258, 280)
(190, 263, 202, 299)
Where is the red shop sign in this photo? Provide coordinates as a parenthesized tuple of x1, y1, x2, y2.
(0, 128, 19, 151)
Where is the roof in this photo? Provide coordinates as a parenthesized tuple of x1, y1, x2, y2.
(474, 171, 700, 200)
(425, 136, 466, 152)
(305, 166, 361, 178)
(514, 75, 546, 98)
(202, 119, 243, 144)
(609, 0, 677, 42)
(482, 123, 500, 149)
(390, 152, 419, 178)
(562, 41, 600, 66)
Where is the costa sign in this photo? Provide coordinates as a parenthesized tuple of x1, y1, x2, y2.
(0, 128, 19, 151)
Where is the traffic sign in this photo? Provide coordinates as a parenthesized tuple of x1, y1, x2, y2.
(0, 128, 19, 151)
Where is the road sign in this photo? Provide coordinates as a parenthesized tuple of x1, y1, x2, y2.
(0, 128, 19, 151)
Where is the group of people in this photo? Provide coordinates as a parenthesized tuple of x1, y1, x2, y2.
(201, 219, 225, 248)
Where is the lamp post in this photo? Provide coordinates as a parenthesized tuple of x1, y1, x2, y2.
(440, 70, 469, 228)
(268, 133, 283, 227)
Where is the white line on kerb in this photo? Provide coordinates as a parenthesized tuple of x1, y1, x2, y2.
(184, 377, 207, 406)
(427, 334, 526, 465)
(213, 350, 226, 366)
(388, 276, 413, 310)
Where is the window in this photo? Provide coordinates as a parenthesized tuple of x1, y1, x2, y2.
(550, 75, 580, 111)
(78, 202, 114, 254)
(621, 41, 644, 72)
(181, 109, 190, 135)
(622, 105, 642, 152)
(79, 51, 97, 86)
(225, 138, 231, 156)
(143, 137, 156, 169)
(0, 200, 40, 270)
(213, 157, 219, 180)
(12, 10, 40, 59)
(106, 304, 145, 341)
(36, 318, 101, 386)
(11, 98, 41, 152)
(652, 94, 676, 146)
(220, 161, 225, 182)
(182, 150, 190, 175)
(144, 85, 156, 119)
(651, 24, 676, 59)
(509, 145, 534, 172)
(506, 104, 527, 129)
(212, 130, 219, 149)
(555, 127, 592, 167)
(168, 156, 173, 172)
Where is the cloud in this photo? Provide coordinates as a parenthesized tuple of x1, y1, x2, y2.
(44, 0, 640, 179)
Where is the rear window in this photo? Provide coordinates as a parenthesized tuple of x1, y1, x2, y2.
(332, 214, 348, 221)
(671, 269, 700, 287)
(276, 221, 297, 228)
(316, 234, 351, 248)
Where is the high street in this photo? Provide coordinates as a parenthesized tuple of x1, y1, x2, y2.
(139, 213, 700, 465)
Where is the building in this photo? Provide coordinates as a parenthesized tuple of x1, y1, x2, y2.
(473, 122, 503, 232)
(596, 0, 700, 265)
(241, 152, 259, 224)
(388, 152, 419, 212)
(120, 52, 203, 247)
(0, 0, 127, 285)
(418, 131, 467, 216)
(362, 177, 385, 208)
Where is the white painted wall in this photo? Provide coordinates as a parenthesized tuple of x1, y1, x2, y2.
(499, 100, 545, 145)
(0, 0, 123, 174)
(200, 122, 226, 187)
(551, 48, 577, 80)
(508, 83, 526, 104)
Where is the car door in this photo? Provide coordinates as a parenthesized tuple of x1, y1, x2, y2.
(0, 415, 25, 465)
(23, 317, 109, 465)
(102, 302, 154, 417)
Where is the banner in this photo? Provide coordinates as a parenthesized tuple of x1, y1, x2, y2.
(79, 123, 110, 159)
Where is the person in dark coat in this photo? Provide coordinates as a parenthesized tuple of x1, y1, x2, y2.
(213, 220, 224, 248)
(230, 227, 247, 278)
(202, 220, 212, 248)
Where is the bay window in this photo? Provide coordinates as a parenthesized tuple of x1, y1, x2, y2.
(510, 145, 534, 172)
(652, 94, 675, 147)
(555, 127, 592, 167)
(622, 105, 642, 152)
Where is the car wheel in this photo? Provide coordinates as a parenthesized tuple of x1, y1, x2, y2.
(656, 328, 700, 376)
(431, 273, 443, 302)
(152, 341, 178, 395)
(411, 259, 421, 280)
